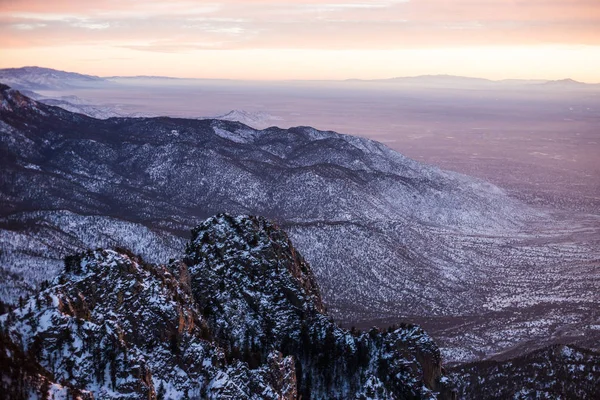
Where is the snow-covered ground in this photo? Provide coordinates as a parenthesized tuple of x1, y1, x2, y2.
(0, 79, 598, 366)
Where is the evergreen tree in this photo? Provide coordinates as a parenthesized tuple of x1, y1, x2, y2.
(170, 332, 180, 355)
(157, 381, 166, 400)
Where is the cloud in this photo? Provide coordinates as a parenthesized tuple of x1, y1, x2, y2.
(119, 40, 232, 53)
(0, 0, 598, 51)
(69, 20, 111, 30)
(12, 23, 47, 30)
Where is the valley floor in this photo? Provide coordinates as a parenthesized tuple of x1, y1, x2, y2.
(343, 211, 600, 364)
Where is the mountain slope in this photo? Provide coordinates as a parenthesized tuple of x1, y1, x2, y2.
(0, 82, 525, 303)
(1, 84, 598, 363)
(213, 109, 282, 129)
(0, 214, 456, 399)
(0, 67, 105, 90)
(450, 344, 600, 399)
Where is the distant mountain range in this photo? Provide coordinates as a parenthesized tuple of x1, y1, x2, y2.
(0, 67, 285, 127)
(354, 74, 597, 89)
(0, 66, 104, 90)
(0, 66, 596, 91)
(214, 109, 283, 129)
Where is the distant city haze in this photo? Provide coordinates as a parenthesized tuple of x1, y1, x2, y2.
(1, 0, 599, 82)
(2, 69, 595, 215)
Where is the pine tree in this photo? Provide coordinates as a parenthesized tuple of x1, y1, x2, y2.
(170, 332, 180, 355)
(157, 381, 166, 400)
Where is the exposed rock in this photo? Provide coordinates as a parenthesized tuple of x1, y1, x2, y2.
(0, 214, 455, 399)
(183, 214, 455, 398)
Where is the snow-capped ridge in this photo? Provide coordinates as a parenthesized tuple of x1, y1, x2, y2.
(1, 214, 457, 399)
(0, 66, 105, 90)
(215, 109, 282, 125)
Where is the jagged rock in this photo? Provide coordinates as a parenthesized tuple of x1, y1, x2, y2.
(0, 214, 455, 399)
(0, 329, 94, 400)
(0, 247, 296, 399)
(265, 351, 298, 400)
(184, 214, 455, 398)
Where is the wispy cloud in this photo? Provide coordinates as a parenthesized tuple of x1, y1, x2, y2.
(69, 20, 111, 30)
(12, 22, 47, 30)
(1, 0, 598, 50)
(0, 0, 598, 81)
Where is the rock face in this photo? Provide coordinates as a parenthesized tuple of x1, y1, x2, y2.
(0, 246, 295, 399)
(0, 214, 455, 399)
(451, 344, 600, 399)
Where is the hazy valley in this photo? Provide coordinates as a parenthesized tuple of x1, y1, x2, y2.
(1, 67, 599, 398)
(4, 66, 598, 214)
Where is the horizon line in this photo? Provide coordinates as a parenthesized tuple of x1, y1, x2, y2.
(1, 65, 599, 85)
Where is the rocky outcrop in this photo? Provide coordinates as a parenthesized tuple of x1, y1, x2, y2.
(266, 351, 298, 400)
(185, 214, 455, 398)
(0, 247, 297, 399)
(0, 329, 94, 400)
(0, 214, 455, 399)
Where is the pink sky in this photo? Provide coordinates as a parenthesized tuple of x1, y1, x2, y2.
(1, 0, 599, 81)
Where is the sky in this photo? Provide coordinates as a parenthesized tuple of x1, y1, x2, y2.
(1, 0, 599, 81)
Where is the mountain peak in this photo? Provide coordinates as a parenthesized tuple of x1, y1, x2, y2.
(186, 213, 326, 317)
(0, 214, 456, 399)
(543, 78, 586, 86)
(1, 245, 301, 399)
